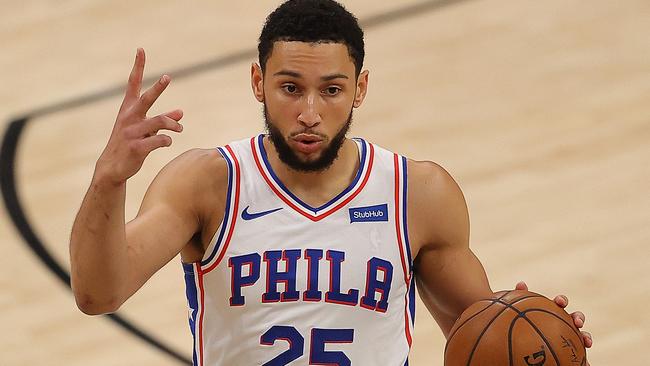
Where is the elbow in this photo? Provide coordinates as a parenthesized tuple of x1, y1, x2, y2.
(70, 272, 125, 315)
(75, 295, 121, 315)
(73, 289, 122, 315)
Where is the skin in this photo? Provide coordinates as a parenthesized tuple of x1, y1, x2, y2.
(69, 43, 592, 357)
(252, 42, 368, 206)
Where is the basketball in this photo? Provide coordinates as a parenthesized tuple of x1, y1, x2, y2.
(445, 290, 586, 366)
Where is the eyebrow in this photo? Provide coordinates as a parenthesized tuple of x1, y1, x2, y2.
(273, 70, 349, 81)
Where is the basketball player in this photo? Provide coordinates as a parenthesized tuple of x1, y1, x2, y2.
(70, 1, 592, 364)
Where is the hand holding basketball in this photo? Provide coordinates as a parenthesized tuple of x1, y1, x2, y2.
(445, 289, 589, 366)
(516, 281, 593, 354)
(95, 48, 184, 185)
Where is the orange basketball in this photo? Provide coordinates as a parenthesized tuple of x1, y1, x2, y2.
(445, 290, 586, 366)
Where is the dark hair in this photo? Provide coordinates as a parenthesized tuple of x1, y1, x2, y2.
(258, 0, 365, 77)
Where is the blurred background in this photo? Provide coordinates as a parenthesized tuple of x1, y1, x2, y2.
(1, 0, 648, 365)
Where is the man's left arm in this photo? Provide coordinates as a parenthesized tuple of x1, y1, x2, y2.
(406, 159, 492, 336)
(406, 160, 592, 349)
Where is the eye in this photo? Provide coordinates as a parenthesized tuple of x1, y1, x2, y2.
(324, 86, 341, 96)
(282, 84, 298, 94)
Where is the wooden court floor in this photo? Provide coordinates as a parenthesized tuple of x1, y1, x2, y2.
(1, 1, 648, 365)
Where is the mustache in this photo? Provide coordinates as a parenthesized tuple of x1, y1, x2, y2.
(289, 130, 327, 139)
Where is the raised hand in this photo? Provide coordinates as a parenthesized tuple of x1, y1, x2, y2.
(96, 48, 183, 185)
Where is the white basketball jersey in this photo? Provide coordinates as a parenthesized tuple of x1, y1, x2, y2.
(182, 134, 415, 366)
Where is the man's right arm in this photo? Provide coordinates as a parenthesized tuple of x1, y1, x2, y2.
(71, 148, 227, 314)
(69, 48, 190, 315)
(70, 170, 129, 314)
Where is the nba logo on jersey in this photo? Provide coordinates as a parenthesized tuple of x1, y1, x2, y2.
(183, 135, 415, 365)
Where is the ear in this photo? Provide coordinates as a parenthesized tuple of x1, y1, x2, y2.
(353, 70, 369, 108)
(251, 63, 264, 102)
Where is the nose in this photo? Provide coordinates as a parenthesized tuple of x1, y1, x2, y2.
(297, 92, 322, 127)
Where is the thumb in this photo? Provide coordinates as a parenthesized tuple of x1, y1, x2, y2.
(515, 281, 528, 291)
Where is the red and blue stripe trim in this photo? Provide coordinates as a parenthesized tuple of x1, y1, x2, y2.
(251, 134, 374, 222)
(201, 145, 241, 273)
(394, 154, 415, 349)
(181, 145, 241, 366)
(182, 262, 205, 366)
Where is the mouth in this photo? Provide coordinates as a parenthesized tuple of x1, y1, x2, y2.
(291, 134, 324, 154)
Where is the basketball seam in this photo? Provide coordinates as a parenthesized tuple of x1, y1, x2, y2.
(463, 294, 545, 366)
(443, 291, 512, 358)
(523, 308, 584, 341)
(520, 308, 587, 365)
(508, 309, 562, 366)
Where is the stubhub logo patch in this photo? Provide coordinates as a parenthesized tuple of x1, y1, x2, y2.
(349, 204, 389, 223)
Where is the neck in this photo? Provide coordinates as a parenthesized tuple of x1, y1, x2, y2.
(263, 136, 359, 206)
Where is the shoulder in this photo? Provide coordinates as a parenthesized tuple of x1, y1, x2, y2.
(406, 159, 470, 253)
(158, 148, 228, 185)
(144, 148, 229, 207)
(164, 148, 227, 174)
(406, 159, 464, 200)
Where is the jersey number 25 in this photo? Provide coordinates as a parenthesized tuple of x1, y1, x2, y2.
(261, 325, 354, 366)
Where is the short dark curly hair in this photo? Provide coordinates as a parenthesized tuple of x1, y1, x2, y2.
(258, 0, 365, 77)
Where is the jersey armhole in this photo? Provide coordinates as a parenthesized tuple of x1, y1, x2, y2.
(199, 145, 241, 272)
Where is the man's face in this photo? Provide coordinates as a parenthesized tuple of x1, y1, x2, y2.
(252, 41, 368, 172)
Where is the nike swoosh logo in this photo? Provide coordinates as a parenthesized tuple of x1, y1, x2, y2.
(241, 206, 283, 220)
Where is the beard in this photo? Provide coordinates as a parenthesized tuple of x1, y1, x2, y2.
(264, 103, 353, 173)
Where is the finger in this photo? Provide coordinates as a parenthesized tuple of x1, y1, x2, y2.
(137, 134, 173, 155)
(135, 74, 171, 116)
(128, 115, 183, 138)
(164, 109, 184, 122)
(572, 311, 585, 328)
(515, 281, 528, 291)
(554, 294, 569, 308)
(121, 48, 146, 110)
(582, 331, 593, 348)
